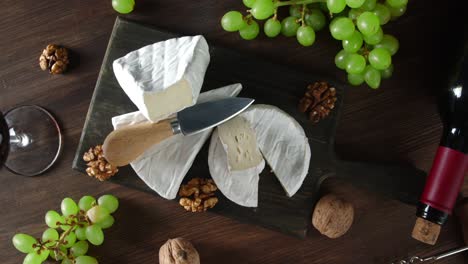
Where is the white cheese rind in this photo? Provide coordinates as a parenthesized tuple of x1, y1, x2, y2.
(208, 129, 265, 207)
(113, 35, 210, 122)
(217, 116, 263, 171)
(112, 83, 242, 199)
(241, 104, 311, 197)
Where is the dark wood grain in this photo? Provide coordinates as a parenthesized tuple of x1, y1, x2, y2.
(0, 0, 466, 263)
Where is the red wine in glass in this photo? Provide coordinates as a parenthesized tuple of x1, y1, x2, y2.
(0, 105, 62, 176)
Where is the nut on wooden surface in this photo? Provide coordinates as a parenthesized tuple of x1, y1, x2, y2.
(39, 44, 69, 74)
(83, 145, 118, 181)
(159, 237, 200, 264)
(312, 194, 354, 239)
(179, 178, 218, 212)
(411, 217, 441, 245)
(298, 81, 337, 123)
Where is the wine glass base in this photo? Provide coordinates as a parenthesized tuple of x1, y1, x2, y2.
(4, 105, 62, 176)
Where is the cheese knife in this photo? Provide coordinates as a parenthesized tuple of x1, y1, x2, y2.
(103, 97, 254, 167)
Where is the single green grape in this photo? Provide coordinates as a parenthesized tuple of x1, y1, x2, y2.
(79, 196, 96, 212)
(345, 53, 366, 74)
(251, 0, 275, 20)
(374, 34, 399, 55)
(86, 225, 104, 246)
(364, 65, 381, 88)
(327, 0, 347, 13)
(86, 205, 110, 224)
(12, 234, 37, 254)
(380, 64, 394, 79)
(348, 73, 365, 85)
(239, 20, 260, 40)
(70, 241, 89, 257)
(368, 47, 392, 70)
(63, 231, 77, 248)
(98, 195, 119, 214)
(98, 215, 115, 229)
(112, 0, 135, 14)
(356, 12, 380, 36)
(221, 11, 246, 32)
(305, 9, 326, 31)
(388, 3, 406, 18)
(335, 49, 349, 70)
(281, 16, 300, 37)
(373, 3, 391, 25)
(296, 26, 316, 47)
(264, 18, 281, 37)
(61, 198, 79, 217)
(363, 27, 383, 45)
(38, 249, 50, 261)
(75, 256, 98, 264)
(42, 228, 59, 247)
(75, 226, 87, 241)
(361, 0, 376, 10)
(45, 210, 64, 228)
(345, 0, 365, 8)
(342, 31, 363, 53)
(62, 258, 73, 264)
(289, 5, 302, 18)
(386, 0, 407, 8)
(329, 17, 355, 40)
(23, 252, 42, 264)
(243, 0, 256, 8)
(348, 8, 362, 20)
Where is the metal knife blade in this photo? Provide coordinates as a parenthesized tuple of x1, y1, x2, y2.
(174, 97, 254, 135)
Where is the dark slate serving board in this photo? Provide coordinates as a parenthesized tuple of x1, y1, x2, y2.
(73, 17, 426, 238)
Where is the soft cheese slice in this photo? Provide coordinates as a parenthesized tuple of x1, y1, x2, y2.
(113, 35, 210, 122)
(208, 129, 265, 207)
(217, 116, 263, 171)
(112, 83, 242, 199)
(241, 104, 311, 197)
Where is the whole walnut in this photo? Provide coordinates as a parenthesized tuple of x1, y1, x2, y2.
(312, 194, 354, 239)
(159, 238, 200, 264)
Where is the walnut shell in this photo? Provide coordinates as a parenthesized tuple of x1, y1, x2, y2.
(159, 238, 200, 264)
(312, 194, 354, 239)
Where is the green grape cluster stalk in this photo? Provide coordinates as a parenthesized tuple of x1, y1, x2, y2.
(221, 0, 407, 89)
(12, 195, 119, 264)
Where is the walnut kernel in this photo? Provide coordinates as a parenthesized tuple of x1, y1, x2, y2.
(83, 145, 118, 181)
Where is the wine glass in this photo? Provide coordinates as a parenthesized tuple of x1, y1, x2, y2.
(0, 105, 62, 176)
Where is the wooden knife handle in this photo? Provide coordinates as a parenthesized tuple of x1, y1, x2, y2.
(102, 119, 174, 167)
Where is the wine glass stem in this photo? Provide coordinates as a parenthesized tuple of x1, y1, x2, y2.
(9, 128, 31, 148)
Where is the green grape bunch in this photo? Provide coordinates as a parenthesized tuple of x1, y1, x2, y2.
(12, 194, 119, 264)
(220, 0, 407, 89)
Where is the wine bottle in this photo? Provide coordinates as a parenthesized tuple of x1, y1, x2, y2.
(413, 48, 468, 245)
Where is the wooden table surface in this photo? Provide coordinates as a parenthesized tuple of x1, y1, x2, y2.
(1, 0, 466, 263)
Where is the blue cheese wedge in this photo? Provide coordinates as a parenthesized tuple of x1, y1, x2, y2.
(217, 116, 263, 171)
(113, 35, 210, 122)
(209, 130, 265, 207)
(112, 84, 242, 199)
(209, 104, 311, 206)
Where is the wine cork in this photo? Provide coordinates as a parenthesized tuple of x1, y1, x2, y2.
(412, 217, 441, 245)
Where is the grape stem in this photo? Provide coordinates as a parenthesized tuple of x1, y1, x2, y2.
(275, 0, 325, 7)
